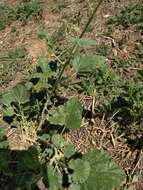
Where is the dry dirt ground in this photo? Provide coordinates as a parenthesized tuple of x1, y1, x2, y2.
(0, 0, 143, 190)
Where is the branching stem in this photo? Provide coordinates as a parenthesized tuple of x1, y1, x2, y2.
(38, 0, 103, 129)
(54, 0, 103, 89)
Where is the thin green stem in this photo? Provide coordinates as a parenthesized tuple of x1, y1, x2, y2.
(38, 0, 103, 129)
(53, 0, 103, 91)
(79, 0, 103, 39)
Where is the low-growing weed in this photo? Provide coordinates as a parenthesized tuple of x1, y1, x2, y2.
(0, 55, 125, 189)
(0, 4, 16, 30)
(110, 80, 143, 125)
(51, 0, 69, 13)
(16, 0, 43, 21)
(2, 0, 143, 188)
(96, 43, 111, 56)
(98, 1, 143, 126)
(0, 0, 43, 30)
(0, 47, 27, 87)
(72, 42, 143, 125)
(0, 1, 126, 189)
(108, 3, 143, 27)
(136, 38, 143, 61)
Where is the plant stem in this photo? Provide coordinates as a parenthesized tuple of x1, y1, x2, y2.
(53, 0, 103, 91)
(79, 0, 103, 39)
(38, 0, 103, 129)
(38, 93, 49, 130)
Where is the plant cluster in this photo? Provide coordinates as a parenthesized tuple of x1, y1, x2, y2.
(108, 3, 143, 27)
(0, 1, 126, 189)
(0, 53, 126, 189)
(0, 47, 27, 88)
(0, 0, 43, 30)
(92, 2, 143, 126)
(74, 52, 143, 125)
(1, 0, 143, 189)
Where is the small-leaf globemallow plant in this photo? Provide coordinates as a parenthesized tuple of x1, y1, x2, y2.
(0, 1, 125, 189)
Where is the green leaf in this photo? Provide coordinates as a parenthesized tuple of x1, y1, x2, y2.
(47, 165, 62, 190)
(0, 128, 6, 141)
(48, 105, 65, 125)
(0, 128, 8, 149)
(81, 149, 125, 190)
(65, 97, 82, 129)
(48, 97, 82, 129)
(16, 173, 40, 190)
(0, 150, 11, 173)
(69, 159, 91, 184)
(138, 70, 143, 79)
(132, 175, 139, 183)
(69, 37, 96, 47)
(69, 184, 81, 190)
(72, 54, 106, 73)
(37, 28, 49, 40)
(25, 175, 41, 190)
(38, 57, 50, 73)
(30, 56, 56, 91)
(1, 90, 15, 116)
(1, 91, 14, 106)
(3, 106, 15, 116)
(0, 141, 9, 149)
(44, 148, 53, 158)
(18, 146, 40, 172)
(37, 56, 55, 77)
(124, 186, 133, 190)
(64, 144, 76, 158)
(12, 84, 30, 104)
(51, 134, 65, 147)
(39, 134, 50, 141)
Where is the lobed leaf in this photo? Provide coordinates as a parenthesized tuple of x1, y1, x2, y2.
(72, 53, 106, 73)
(47, 165, 62, 190)
(12, 84, 30, 104)
(64, 144, 76, 158)
(0, 128, 9, 149)
(48, 105, 65, 126)
(1, 91, 14, 106)
(69, 184, 81, 190)
(51, 134, 65, 148)
(2, 106, 15, 117)
(69, 37, 96, 47)
(48, 97, 82, 129)
(65, 97, 82, 129)
(69, 159, 91, 184)
(81, 149, 125, 190)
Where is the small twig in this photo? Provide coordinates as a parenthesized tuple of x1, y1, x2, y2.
(52, 53, 65, 65)
(131, 150, 142, 176)
(38, 93, 49, 130)
(49, 147, 58, 166)
(61, 126, 66, 135)
(91, 89, 96, 116)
